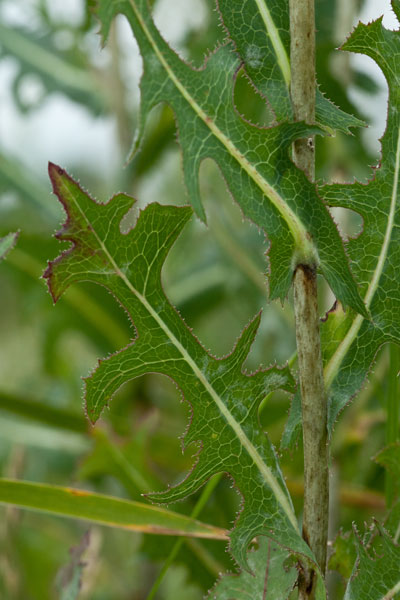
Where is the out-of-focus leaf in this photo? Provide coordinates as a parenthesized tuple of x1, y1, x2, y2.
(328, 530, 357, 581)
(78, 428, 157, 500)
(0, 479, 227, 540)
(0, 389, 87, 433)
(56, 531, 90, 600)
(375, 443, 400, 502)
(0, 231, 19, 261)
(374, 443, 400, 482)
(0, 23, 104, 113)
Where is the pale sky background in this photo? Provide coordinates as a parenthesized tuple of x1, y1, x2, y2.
(0, 0, 398, 181)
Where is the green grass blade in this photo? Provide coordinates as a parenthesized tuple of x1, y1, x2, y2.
(0, 479, 228, 540)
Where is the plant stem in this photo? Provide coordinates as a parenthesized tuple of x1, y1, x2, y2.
(293, 267, 329, 595)
(289, 0, 329, 595)
(289, 0, 316, 179)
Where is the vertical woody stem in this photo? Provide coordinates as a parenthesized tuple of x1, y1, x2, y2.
(289, 0, 316, 178)
(293, 266, 329, 597)
(289, 0, 329, 596)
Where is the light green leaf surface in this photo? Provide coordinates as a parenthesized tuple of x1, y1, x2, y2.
(345, 524, 400, 600)
(0, 478, 226, 539)
(283, 3, 400, 446)
(217, 0, 365, 133)
(0, 231, 19, 261)
(209, 537, 297, 599)
(44, 164, 323, 577)
(93, 0, 365, 316)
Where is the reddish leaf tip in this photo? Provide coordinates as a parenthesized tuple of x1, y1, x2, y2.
(48, 162, 64, 176)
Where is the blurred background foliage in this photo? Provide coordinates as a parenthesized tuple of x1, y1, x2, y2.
(0, 0, 398, 598)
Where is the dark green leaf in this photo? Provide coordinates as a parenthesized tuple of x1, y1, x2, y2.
(44, 164, 322, 578)
(216, 0, 365, 133)
(93, 0, 366, 316)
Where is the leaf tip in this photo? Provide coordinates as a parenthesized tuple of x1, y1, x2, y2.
(42, 259, 59, 304)
(48, 162, 67, 192)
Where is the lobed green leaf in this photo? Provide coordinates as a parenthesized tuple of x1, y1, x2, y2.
(93, 0, 366, 317)
(216, 0, 365, 133)
(44, 163, 322, 578)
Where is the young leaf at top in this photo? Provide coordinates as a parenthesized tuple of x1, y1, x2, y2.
(283, 3, 400, 446)
(344, 524, 400, 600)
(93, 0, 366, 318)
(216, 0, 365, 133)
(44, 163, 324, 581)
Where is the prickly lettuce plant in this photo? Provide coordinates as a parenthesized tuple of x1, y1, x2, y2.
(284, 3, 400, 449)
(42, 0, 400, 598)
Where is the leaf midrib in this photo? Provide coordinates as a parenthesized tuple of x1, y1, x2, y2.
(253, 0, 291, 86)
(61, 180, 299, 534)
(381, 579, 400, 600)
(324, 125, 400, 388)
(127, 0, 314, 260)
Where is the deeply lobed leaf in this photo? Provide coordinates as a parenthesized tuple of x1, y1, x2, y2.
(93, 0, 366, 317)
(44, 163, 321, 576)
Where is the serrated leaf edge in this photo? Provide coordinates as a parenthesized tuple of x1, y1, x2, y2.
(323, 74, 400, 390)
(345, 522, 400, 600)
(126, 0, 316, 263)
(45, 162, 300, 536)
